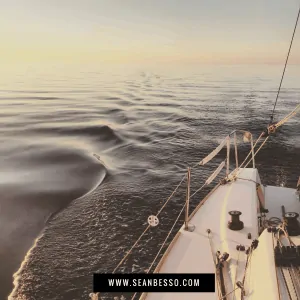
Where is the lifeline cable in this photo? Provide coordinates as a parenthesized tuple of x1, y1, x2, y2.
(270, 3, 300, 124)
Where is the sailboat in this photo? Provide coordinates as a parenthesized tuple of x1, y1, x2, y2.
(138, 127, 300, 300)
(90, 5, 300, 300)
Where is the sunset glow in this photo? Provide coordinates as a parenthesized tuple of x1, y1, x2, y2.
(1, 0, 300, 65)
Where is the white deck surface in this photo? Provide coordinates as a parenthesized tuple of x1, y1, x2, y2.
(142, 169, 259, 300)
(141, 169, 300, 300)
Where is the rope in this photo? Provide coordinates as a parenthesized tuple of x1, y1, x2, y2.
(113, 224, 151, 274)
(112, 174, 186, 274)
(156, 174, 187, 217)
(231, 136, 269, 181)
(270, 3, 300, 124)
(231, 102, 300, 182)
(242, 137, 269, 170)
(275, 103, 300, 128)
(276, 231, 284, 247)
(240, 132, 263, 167)
(279, 223, 296, 247)
(237, 102, 300, 179)
(190, 182, 207, 199)
(231, 132, 264, 177)
(221, 287, 241, 299)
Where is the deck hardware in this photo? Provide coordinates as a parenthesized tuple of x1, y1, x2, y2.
(275, 245, 300, 266)
(220, 178, 229, 185)
(89, 293, 100, 300)
(268, 124, 276, 134)
(251, 239, 259, 250)
(245, 240, 259, 255)
(236, 245, 245, 251)
(220, 252, 229, 262)
(217, 252, 229, 268)
(228, 211, 244, 230)
(247, 233, 252, 239)
(267, 227, 278, 233)
(147, 215, 159, 227)
(185, 224, 195, 232)
(284, 212, 300, 236)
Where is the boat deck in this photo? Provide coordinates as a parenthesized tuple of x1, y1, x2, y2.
(141, 168, 300, 300)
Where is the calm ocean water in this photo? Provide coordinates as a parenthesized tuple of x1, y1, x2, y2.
(0, 63, 299, 300)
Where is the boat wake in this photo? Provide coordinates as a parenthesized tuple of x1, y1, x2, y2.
(8, 160, 107, 300)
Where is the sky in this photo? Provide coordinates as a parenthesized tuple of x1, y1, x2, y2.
(1, 0, 300, 65)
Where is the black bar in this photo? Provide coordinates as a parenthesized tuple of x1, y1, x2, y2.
(93, 273, 215, 293)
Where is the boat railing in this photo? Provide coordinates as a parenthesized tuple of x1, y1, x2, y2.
(90, 103, 299, 300)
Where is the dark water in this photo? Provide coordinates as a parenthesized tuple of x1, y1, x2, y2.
(0, 64, 299, 300)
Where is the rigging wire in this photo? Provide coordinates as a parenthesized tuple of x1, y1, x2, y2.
(112, 173, 186, 274)
(233, 101, 300, 181)
(270, 3, 300, 124)
(146, 203, 186, 274)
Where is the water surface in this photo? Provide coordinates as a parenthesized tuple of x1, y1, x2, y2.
(0, 63, 299, 300)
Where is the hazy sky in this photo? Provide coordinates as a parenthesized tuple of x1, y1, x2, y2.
(1, 0, 300, 64)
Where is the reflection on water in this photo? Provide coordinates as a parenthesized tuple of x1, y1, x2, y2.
(0, 63, 299, 300)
